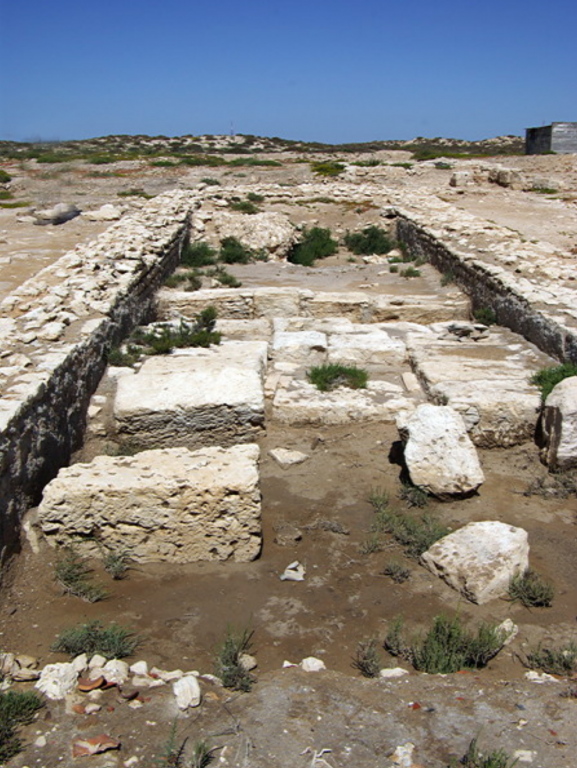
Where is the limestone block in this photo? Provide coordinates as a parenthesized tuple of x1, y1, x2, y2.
(157, 288, 254, 321)
(327, 328, 406, 367)
(304, 292, 370, 321)
(215, 318, 272, 341)
(421, 521, 529, 604)
(253, 288, 304, 318)
(38, 445, 262, 563)
(398, 404, 484, 497)
(212, 211, 297, 259)
(272, 330, 327, 365)
(540, 376, 577, 471)
(113, 341, 267, 449)
(371, 295, 470, 324)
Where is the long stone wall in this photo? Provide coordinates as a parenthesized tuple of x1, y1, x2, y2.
(0, 191, 191, 563)
(390, 195, 577, 365)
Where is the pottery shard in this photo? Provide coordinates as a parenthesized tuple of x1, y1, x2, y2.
(421, 521, 529, 604)
(113, 341, 267, 449)
(540, 376, 577, 471)
(398, 404, 484, 497)
(38, 445, 261, 563)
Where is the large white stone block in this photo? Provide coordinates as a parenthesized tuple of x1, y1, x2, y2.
(540, 376, 577, 471)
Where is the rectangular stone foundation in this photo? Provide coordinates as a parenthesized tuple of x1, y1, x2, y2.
(38, 445, 261, 563)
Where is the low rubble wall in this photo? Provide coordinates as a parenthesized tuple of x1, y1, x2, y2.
(0, 192, 191, 562)
(393, 207, 577, 366)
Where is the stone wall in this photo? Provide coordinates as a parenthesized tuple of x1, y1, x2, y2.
(0, 192, 191, 563)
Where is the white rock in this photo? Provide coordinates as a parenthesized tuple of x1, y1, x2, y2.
(130, 660, 148, 676)
(379, 667, 409, 678)
(71, 654, 88, 674)
(421, 521, 529, 604)
(36, 662, 78, 700)
(173, 675, 201, 709)
(89, 654, 107, 669)
(34, 202, 80, 225)
(390, 742, 415, 767)
(102, 659, 129, 684)
(540, 376, 577, 471)
(150, 667, 184, 682)
(84, 204, 122, 222)
(280, 561, 306, 581)
(300, 657, 326, 672)
(239, 653, 257, 672)
(399, 404, 484, 497)
(524, 670, 558, 683)
(496, 618, 518, 645)
(269, 448, 309, 468)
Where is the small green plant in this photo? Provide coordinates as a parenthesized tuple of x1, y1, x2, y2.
(441, 270, 455, 286)
(530, 363, 577, 402)
(201, 177, 221, 185)
(117, 188, 152, 198)
(343, 225, 394, 255)
(369, 489, 446, 559)
(52, 620, 140, 659)
(103, 548, 131, 580)
(190, 739, 215, 768)
(132, 311, 220, 355)
(0, 169, 12, 183)
(287, 226, 338, 266)
(214, 625, 255, 692)
(400, 266, 421, 278)
(54, 547, 107, 602)
(525, 641, 577, 676)
(308, 363, 368, 392)
(389, 264, 399, 273)
(533, 187, 558, 195)
(434, 161, 452, 170)
(352, 159, 382, 167)
(0, 189, 13, 200)
(181, 241, 217, 267)
(457, 736, 519, 768)
(208, 266, 242, 287)
(359, 534, 384, 555)
(219, 236, 254, 263)
(508, 569, 554, 607)
(399, 480, 429, 509)
(150, 159, 177, 167)
(385, 615, 504, 673)
(0, 691, 43, 762)
(247, 192, 264, 202)
(311, 160, 345, 177)
(107, 344, 141, 367)
(229, 199, 259, 214)
(473, 307, 497, 326)
(382, 561, 411, 583)
(391, 161, 413, 169)
(352, 638, 382, 677)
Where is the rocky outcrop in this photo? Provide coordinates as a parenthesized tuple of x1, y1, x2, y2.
(540, 376, 577, 471)
(210, 211, 297, 259)
(397, 404, 484, 497)
(421, 521, 529, 604)
(38, 445, 262, 563)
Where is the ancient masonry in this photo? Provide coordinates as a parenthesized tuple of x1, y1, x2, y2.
(1, 183, 576, 564)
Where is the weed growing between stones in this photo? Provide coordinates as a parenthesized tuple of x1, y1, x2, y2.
(441, 270, 455, 286)
(54, 548, 107, 603)
(368, 488, 444, 558)
(157, 722, 215, 768)
(214, 626, 255, 692)
(400, 266, 421, 278)
(287, 226, 338, 266)
(456, 736, 519, 768)
(51, 620, 140, 659)
(200, 177, 221, 185)
(523, 469, 577, 499)
(382, 560, 411, 583)
(385, 615, 503, 673)
(508, 569, 554, 607)
(359, 534, 384, 555)
(343, 225, 394, 255)
(102, 548, 131, 580)
(181, 241, 217, 268)
(399, 480, 429, 508)
(351, 638, 382, 678)
(132, 309, 220, 355)
(473, 307, 497, 326)
(228, 199, 260, 214)
(206, 265, 242, 287)
(308, 363, 368, 392)
(107, 344, 141, 367)
(530, 362, 577, 401)
(0, 691, 43, 763)
(164, 270, 202, 291)
(525, 641, 577, 676)
(0, 169, 12, 183)
(219, 236, 257, 264)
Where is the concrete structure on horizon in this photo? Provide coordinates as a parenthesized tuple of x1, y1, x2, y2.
(525, 122, 577, 154)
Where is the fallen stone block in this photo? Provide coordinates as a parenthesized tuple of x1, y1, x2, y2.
(113, 341, 267, 449)
(38, 445, 262, 563)
(421, 521, 529, 604)
(540, 376, 577, 471)
(397, 403, 484, 497)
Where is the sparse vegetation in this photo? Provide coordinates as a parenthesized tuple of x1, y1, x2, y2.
(131, 309, 220, 355)
(343, 225, 394, 255)
(229, 199, 260, 214)
(54, 547, 107, 602)
(400, 266, 421, 278)
(214, 625, 255, 692)
(352, 638, 382, 677)
(525, 641, 577, 676)
(382, 560, 411, 583)
(219, 236, 256, 264)
(399, 480, 429, 509)
(441, 270, 455, 286)
(201, 177, 221, 185)
(103, 548, 131, 580)
(473, 307, 497, 326)
(311, 160, 345, 177)
(117, 188, 152, 198)
(434, 161, 452, 170)
(287, 226, 338, 266)
(52, 620, 140, 659)
(530, 363, 577, 402)
(456, 736, 519, 768)
(532, 187, 558, 195)
(359, 534, 384, 555)
(308, 363, 368, 392)
(385, 615, 504, 673)
(207, 265, 242, 287)
(508, 569, 554, 607)
(0, 691, 43, 763)
(0, 169, 12, 183)
(181, 241, 217, 267)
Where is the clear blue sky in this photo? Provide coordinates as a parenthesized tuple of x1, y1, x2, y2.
(1, 0, 575, 143)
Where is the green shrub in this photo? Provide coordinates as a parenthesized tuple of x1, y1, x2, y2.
(214, 626, 255, 691)
(458, 736, 519, 768)
(228, 157, 281, 167)
(247, 192, 264, 202)
(441, 270, 455, 286)
(343, 225, 394, 255)
(352, 159, 382, 167)
(385, 615, 503, 673)
(0, 189, 13, 200)
(399, 481, 429, 509)
(179, 154, 226, 167)
(52, 620, 140, 659)
(352, 638, 381, 677)
(434, 161, 452, 170)
(150, 159, 177, 167)
(0, 691, 43, 763)
(391, 162, 413, 169)
(525, 641, 577, 676)
(382, 560, 411, 583)
(133, 311, 220, 355)
(311, 160, 345, 177)
(117, 188, 152, 198)
(0, 169, 12, 183)
(359, 534, 384, 555)
(308, 363, 368, 392)
(87, 154, 118, 165)
(400, 266, 421, 278)
(389, 265, 399, 273)
(107, 344, 141, 367)
(508, 569, 554, 607)
(201, 177, 221, 185)
(219, 236, 254, 264)
(103, 548, 131, 580)
(208, 265, 242, 287)
(533, 187, 557, 195)
(181, 241, 217, 267)
(473, 307, 497, 326)
(229, 199, 259, 214)
(54, 547, 107, 603)
(287, 226, 338, 266)
(530, 363, 577, 402)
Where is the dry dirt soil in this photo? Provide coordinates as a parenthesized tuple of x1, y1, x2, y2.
(0, 147, 576, 768)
